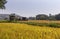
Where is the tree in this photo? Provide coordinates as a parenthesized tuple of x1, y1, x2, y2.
(22, 17, 28, 21)
(36, 14, 48, 20)
(55, 14, 60, 20)
(0, 0, 7, 9)
(49, 14, 56, 20)
(9, 13, 16, 22)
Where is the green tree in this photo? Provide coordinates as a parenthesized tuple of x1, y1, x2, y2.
(49, 14, 56, 20)
(9, 13, 16, 22)
(0, 0, 7, 9)
(55, 13, 60, 20)
(36, 14, 48, 20)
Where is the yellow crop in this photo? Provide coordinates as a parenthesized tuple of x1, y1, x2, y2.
(0, 23, 60, 39)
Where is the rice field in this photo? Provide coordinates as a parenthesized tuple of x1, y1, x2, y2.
(0, 22, 60, 39)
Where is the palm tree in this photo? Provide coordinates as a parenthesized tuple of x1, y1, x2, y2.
(0, 0, 7, 9)
(0, 0, 7, 17)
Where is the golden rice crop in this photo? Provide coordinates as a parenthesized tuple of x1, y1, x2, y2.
(0, 23, 60, 39)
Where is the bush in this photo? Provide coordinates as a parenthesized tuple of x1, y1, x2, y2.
(48, 23, 60, 28)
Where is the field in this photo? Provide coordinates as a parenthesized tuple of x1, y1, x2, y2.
(20, 20, 60, 24)
(0, 20, 60, 39)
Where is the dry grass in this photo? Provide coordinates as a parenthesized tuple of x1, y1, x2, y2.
(20, 20, 60, 24)
(0, 23, 60, 39)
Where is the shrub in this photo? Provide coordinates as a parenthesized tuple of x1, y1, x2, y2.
(48, 23, 60, 28)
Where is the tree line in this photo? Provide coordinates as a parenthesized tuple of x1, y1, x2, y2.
(9, 13, 60, 22)
(36, 13, 60, 20)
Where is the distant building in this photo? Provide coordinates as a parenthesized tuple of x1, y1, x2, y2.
(28, 17, 36, 20)
(21, 17, 28, 21)
(0, 14, 22, 21)
(15, 15, 22, 20)
(0, 14, 9, 20)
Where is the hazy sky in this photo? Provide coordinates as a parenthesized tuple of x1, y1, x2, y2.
(0, 0, 60, 17)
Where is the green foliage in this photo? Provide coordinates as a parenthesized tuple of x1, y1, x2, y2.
(36, 14, 48, 20)
(0, 20, 18, 23)
(9, 13, 16, 22)
(0, 0, 7, 9)
(48, 23, 60, 28)
(55, 14, 60, 20)
(0, 20, 8, 23)
(19, 22, 60, 28)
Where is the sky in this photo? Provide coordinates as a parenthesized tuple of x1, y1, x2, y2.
(0, 0, 60, 17)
